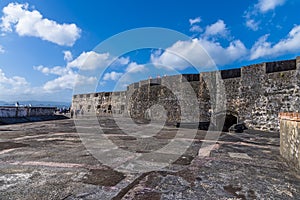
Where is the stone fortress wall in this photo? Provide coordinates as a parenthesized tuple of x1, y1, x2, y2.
(72, 57, 300, 132)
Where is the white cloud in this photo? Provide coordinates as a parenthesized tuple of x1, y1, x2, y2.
(67, 51, 112, 70)
(103, 71, 123, 81)
(34, 51, 130, 93)
(200, 39, 248, 66)
(189, 17, 201, 26)
(151, 38, 248, 70)
(43, 71, 96, 92)
(0, 68, 28, 86)
(100, 62, 147, 90)
(190, 25, 203, 33)
(126, 62, 146, 73)
(67, 51, 130, 71)
(245, 19, 260, 31)
(189, 17, 203, 33)
(0, 45, 4, 53)
(63, 51, 73, 62)
(0, 68, 33, 98)
(102, 62, 145, 89)
(35, 50, 132, 93)
(250, 25, 300, 60)
(204, 20, 228, 38)
(244, 0, 286, 31)
(33, 65, 70, 75)
(1, 2, 81, 46)
(114, 57, 130, 66)
(256, 0, 286, 13)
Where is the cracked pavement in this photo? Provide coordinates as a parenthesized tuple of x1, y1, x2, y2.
(0, 116, 299, 199)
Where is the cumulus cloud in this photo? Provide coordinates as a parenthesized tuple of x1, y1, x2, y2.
(200, 39, 248, 66)
(63, 51, 73, 62)
(100, 62, 146, 90)
(151, 37, 247, 70)
(1, 2, 81, 46)
(1, 50, 129, 97)
(250, 25, 300, 60)
(204, 20, 228, 38)
(0, 68, 28, 86)
(33, 52, 102, 92)
(114, 57, 130, 66)
(67, 51, 130, 71)
(33, 65, 70, 76)
(0, 68, 32, 97)
(126, 62, 146, 73)
(67, 51, 112, 70)
(103, 71, 123, 81)
(35, 51, 130, 92)
(151, 41, 195, 70)
(43, 72, 96, 92)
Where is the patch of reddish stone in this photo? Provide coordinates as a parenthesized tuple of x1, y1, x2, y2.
(279, 112, 300, 122)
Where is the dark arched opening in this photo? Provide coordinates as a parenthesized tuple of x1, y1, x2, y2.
(108, 105, 112, 113)
(223, 114, 238, 132)
(215, 111, 238, 132)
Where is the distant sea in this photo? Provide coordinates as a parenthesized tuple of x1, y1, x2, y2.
(0, 101, 71, 108)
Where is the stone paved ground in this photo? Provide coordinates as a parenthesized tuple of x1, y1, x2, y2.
(0, 116, 299, 199)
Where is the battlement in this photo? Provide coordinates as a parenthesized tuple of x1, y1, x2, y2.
(221, 68, 241, 79)
(72, 57, 300, 132)
(266, 59, 296, 73)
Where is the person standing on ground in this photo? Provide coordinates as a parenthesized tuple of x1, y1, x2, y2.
(70, 109, 74, 118)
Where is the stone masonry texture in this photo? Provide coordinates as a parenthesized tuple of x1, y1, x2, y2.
(72, 57, 300, 132)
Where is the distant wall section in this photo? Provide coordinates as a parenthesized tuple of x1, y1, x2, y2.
(0, 106, 56, 118)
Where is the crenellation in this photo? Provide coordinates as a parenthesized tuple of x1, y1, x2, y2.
(220, 68, 241, 79)
(72, 57, 300, 132)
(266, 59, 296, 73)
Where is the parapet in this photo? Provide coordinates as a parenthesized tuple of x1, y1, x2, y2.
(0, 106, 56, 118)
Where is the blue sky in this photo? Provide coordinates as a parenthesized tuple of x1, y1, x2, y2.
(0, 0, 300, 102)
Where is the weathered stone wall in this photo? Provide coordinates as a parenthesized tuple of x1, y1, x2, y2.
(0, 106, 56, 117)
(239, 59, 299, 131)
(72, 57, 300, 132)
(222, 77, 241, 114)
(239, 63, 266, 129)
(279, 112, 300, 173)
(72, 92, 116, 114)
(128, 76, 182, 122)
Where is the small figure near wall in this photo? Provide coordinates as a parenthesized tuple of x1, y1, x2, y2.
(70, 109, 74, 118)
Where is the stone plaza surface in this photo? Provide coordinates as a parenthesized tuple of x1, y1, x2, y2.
(0, 117, 299, 199)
